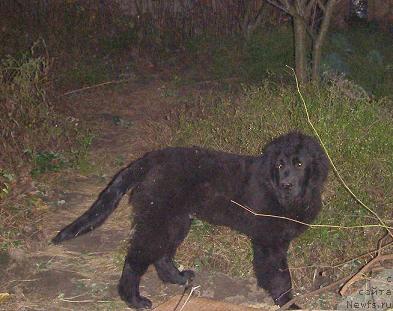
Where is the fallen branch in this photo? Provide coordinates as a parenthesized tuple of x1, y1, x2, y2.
(279, 274, 352, 310)
(60, 78, 133, 97)
(279, 238, 393, 309)
(230, 200, 393, 230)
(288, 238, 393, 271)
(339, 254, 393, 296)
(376, 232, 392, 257)
(340, 234, 393, 296)
(178, 285, 201, 311)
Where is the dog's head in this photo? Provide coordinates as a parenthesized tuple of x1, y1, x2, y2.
(263, 132, 329, 207)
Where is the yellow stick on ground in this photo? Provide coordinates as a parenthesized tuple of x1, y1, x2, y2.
(0, 293, 10, 303)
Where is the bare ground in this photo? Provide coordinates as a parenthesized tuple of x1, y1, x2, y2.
(0, 78, 281, 310)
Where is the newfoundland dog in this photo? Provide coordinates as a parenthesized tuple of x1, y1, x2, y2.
(53, 132, 329, 309)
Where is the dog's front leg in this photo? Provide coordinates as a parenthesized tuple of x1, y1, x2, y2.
(252, 239, 300, 309)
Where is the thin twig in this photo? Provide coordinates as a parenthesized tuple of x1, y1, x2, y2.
(59, 298, 112, 303)
(316, 0, 326, 12)
(287, 65, 393, 240)
(266, 0, 293, 14)
(288, 239, 393, 271)
(171, 283, 193, 311)
(230, 200, 393, 230)
(376, 232, 392, 257)
(178, 285, 201, 311)
(278, 275, 352, 310)
(60, 78, 133, 97)
(339, 253, 393, 296)
(339, 232, 393, 295)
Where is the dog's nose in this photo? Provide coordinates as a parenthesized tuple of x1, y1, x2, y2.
(281, 182, 293, 189)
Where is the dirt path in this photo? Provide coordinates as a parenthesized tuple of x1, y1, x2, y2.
(0, 78, 279, 310)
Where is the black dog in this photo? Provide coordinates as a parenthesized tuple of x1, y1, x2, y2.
(53, 132, 329, 309)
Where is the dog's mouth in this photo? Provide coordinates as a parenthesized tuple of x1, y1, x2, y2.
(276, 188, 304, 206)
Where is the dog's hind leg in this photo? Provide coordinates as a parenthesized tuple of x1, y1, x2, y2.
(118, 220, 166, 309)
(154, 215, 195, 285)
(118, 252, 152, 309)
(118, 213, 193, 308)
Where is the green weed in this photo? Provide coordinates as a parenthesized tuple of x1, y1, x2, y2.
(184, 24, 392, 101)
(30, 151, 66, 177)
(323, 22, 393, 98)
(114, 155, 126, 168)
(178, 220, 253, 276)
(0, 169, 15, 200)
(174, 79, 393, 279)
(243, 26, 294, 81)
(0, 48, 92, 250)
(58, 58, 112, 88)
(0, 49, 91, 173)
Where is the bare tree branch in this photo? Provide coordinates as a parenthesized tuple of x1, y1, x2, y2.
(282, 0, 294, 11)
(241, 0, 252, 36)
(305, 0, 317, 18)
(268, 0, 343, 83)
(247, 1, 267, 37)
(254, 1, 266, 24)
(316, 0, 327, 12)
(266, 0, 294, 15)
(311, 0, 339, 80)
(340, 254, 393, 296)
(278, 275, 352, 310)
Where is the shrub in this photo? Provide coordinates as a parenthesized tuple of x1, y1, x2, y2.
(175, 78, 393, 278)
(0, 47, 89, 175)
(0, 46, 91, 250)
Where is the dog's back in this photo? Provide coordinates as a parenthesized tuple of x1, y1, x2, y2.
(129, 147, 255, 227)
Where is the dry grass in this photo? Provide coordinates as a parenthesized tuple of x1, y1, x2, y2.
(170, 78, 393, 295)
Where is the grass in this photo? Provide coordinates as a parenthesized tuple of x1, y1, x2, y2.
(57, 58, 112, 89)
(0, 3, 138, 91)
(185, 22, 393, 100)
(1, 5, 392, 301)
(173, 78, 393, 283)
(242, 25, 294, 81)
(0, 48, 92, 250)
(0, 49, 91, 172)
(324, 22, 393, 98)
(182, 26, 294, 82)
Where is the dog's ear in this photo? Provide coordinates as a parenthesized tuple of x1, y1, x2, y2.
(307, 145, 329, 188)
(262, 131, 301, 157)
(262, 136, 281, 156)
(261, 137, 282, 165)
(260, 140, 282, 187)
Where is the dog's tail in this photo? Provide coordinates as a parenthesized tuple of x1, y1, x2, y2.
(52, 158, 149, 244)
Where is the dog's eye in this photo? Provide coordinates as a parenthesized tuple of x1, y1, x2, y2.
(277, 163, 283, 169)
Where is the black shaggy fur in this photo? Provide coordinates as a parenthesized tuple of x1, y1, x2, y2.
(53, 132, 329, 309)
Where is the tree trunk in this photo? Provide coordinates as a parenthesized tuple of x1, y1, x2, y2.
(293, 15, 308, 84)
(311, 39, 323, 82)
(368, 0, 393, 30)
(330, 0, 351, 29)
(312, 0, 337, 82)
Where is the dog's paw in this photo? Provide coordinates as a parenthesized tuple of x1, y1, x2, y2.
(181, 270, 195, 281)
(287, 303, 301, 309)
(180, 269, 195, 286)
(129, 296, 152, 309)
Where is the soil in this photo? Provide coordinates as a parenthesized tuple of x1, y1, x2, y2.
(0, 77, 277, 311)
(0, 76, 344, 310)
